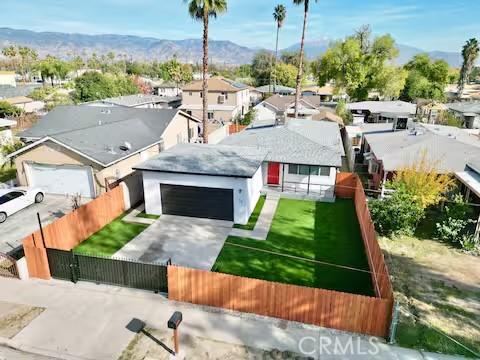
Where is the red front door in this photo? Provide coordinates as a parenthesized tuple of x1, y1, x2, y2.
(267, 162, 280, 185)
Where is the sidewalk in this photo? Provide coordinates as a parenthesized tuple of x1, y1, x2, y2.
(0, 278, 466, 360)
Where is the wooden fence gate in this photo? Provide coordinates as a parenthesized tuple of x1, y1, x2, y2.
(0, 253, 19, 279)
(46, 249, 169, 293)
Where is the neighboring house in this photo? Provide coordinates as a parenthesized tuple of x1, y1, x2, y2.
(446, 101, 480, 129)
(154, 82, 182, 97)
(135, 143, 267, 224)
(221, 119, 345, 201)
(0, 118, 17, 146)
(361, 123, 480, 191)
(86, 94, 181, 109)
(249, 87, 263, 107)
(0, 84, 42, 100)
(181, 76, 250, 122)
(0, 71, 16, 87)
(255, 85, 295, 96)
(4, 96, 45, 113)
(456, 158, 480, 206)
(10, 106, 200, 198)
(301, 85, 346, 102)
(416, 100, 449, 124)
(253, 94, 338, 124)
(348, 101, 417, 125)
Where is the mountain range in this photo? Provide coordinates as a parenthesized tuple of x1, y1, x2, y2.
(0, 28, 464, 67)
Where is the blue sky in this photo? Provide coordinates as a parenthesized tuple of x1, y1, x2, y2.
(2, 0, 479, 52)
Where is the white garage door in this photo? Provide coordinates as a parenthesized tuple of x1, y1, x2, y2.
(27, 163, 95, 198)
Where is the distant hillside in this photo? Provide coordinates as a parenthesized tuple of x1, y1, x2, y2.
(0, 28, 258, 65)
(0, 28, 466, 67)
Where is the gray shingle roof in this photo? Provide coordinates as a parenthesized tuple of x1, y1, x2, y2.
(221, 119, 344, 167)
(0, 84, 42, 99)
(134, 144, 267, 178)
(446, 101, 480, 114)
(364, 127, 480, 173)
(255, 85, 295, 94)
(347, 101, 417, 115)
(18, 106, 189, 166)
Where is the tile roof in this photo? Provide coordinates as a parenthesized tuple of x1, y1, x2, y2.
(134, 143, 267, 178)
(183, 76, 249, 92)
(221, 119, 344, 167)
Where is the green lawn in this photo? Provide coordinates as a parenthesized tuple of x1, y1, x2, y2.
(137, 211, 160, 220)
(233, 195, 266, 230)
(213, 198, 374, 296)
(74, 214, 149, 256)
(0, 164, 16, 183)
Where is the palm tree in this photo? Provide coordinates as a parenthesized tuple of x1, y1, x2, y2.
(184, 0, 227, 144)
(458, 38, 480, 97)
(292, 0, 317, 118)
(273, 5, 287, 93)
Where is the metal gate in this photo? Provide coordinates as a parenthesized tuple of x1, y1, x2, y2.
(0, 253, 19, 279)
(46, 249, 169, 293)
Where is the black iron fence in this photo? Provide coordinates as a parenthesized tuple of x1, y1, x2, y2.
(0, 252, 19, 279)
(46, 249, 169, 293)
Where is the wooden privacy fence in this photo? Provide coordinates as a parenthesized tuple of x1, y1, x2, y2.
(168, 266, 393, 337)
(169, 173, 395, 338)
(23, 186, 125, 279)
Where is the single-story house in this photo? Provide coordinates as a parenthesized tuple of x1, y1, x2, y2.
(0, 84, 42, 100)
(301, 85, 346, 102)
(153, 82, 182, 98)
(221, 119, 345, 201)
(0, 71, 16, 87)
(362, 123, 480, 190)
(255, 85, 295, 96)
(253, 94, 338, 124)
(10, 106, 200, 198)
(0, 118, 17, 146)
(416, 99, 449, 124)
(85, 94, 182, 109)
(446, 101, 480, 129)
(456, 158, 480, 205)
(4, 96, 45, 113)
(348, 101, 417, 125)
(135, 143, 268, 224)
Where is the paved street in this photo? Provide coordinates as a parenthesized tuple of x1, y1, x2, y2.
(0, 195, 76, 254)
(114, 215, 232, 269)
(0, 277, 466, 360)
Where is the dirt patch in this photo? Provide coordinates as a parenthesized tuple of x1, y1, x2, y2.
(0, 301, 45, 339)
(119, 328, 312, 360)
(379, 235, 480, 357)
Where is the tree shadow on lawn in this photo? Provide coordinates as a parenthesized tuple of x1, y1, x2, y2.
(385, 252, 480, 357)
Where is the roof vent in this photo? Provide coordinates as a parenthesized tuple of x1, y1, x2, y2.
(105, 145, 116, 154)
(101, 109, 111, 115)
(119, 141, 132, 152)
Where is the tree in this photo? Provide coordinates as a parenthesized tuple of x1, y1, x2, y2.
(292, 0, 317, 118)
(73, 72, 139, 102)
(388, 150, 456, 210)
(185, 0, 228, 144)
(36, 56, 58, 86)
(1, 45, 18, 70)
(401, 54, 450, 101)
(335, 99, 353, 125)
(315, 31, 403, 100)
(274, 63, 298, 88)
(17, 46, 38, 82)
(458, 38, 479, 96)
(251, 50, 276, 86)
(273, 4, 287, 93)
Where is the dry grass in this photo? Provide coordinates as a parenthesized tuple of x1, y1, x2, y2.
(379, 235, 480, 357)
(0, 301, 45, 338)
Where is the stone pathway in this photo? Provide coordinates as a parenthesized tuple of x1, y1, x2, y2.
(229, 192, 280, 240)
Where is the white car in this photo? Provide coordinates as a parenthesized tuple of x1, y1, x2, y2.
(0, 187, 44, 223)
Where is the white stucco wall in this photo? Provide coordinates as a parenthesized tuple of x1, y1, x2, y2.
(142, 168, 263, 224)
(207, 125, 229, 145)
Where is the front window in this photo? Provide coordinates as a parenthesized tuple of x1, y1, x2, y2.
(208, 112, 214, 120)
(288, 164, 330, 176)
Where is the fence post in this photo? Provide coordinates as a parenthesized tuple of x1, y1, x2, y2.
(388, 300, 400, 344)
(70, 250, 78, 283)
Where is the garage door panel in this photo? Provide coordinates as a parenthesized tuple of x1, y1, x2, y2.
(27, 163, 95, 198)
(160, 184, 233, 221)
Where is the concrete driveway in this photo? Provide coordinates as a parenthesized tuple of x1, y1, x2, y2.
(0, 195, 77, 254)
(114, 215, 232, 270)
